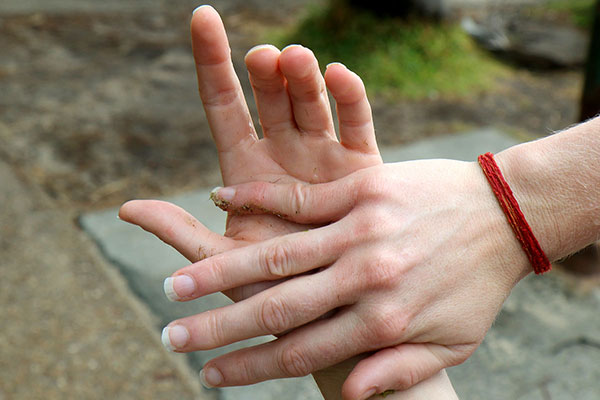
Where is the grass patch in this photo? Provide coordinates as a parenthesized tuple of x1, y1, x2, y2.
(547, 0, 595, 29)
(526, 0, 595, 29)
(265, 2, 506, 100)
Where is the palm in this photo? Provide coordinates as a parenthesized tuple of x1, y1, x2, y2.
(220, 135, 381, 244)
(120, 6, 380, 301)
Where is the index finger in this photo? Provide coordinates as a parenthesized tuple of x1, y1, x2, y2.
(164, 223, 345, 302)
(191, 6, 258, 150)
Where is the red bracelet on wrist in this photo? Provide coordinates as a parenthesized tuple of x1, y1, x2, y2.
(478, 152, 551, 275)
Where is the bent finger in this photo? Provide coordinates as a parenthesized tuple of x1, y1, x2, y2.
(210, 176, 360, 224)
(342, 343, 467, 400)
(325, 63, 378, 154)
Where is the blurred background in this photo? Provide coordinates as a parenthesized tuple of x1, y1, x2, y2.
(2, 0, 599, 399)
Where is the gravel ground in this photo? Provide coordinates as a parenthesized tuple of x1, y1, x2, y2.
(0, 156, 209, 399)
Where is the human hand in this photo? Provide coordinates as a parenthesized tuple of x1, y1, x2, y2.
(119, 5, 381, 303)
(163, 159, 532, 397)
(120, 5, 461, 398)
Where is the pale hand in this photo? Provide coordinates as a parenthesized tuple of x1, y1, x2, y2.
(165, 159, 532, 396)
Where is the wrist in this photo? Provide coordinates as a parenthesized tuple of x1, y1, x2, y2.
(494, 143, 560, 262)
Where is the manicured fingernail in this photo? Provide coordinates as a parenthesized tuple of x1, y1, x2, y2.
(359, 388, 377, 400)
(199, 367, 223, 388)
(161, 325, 190, 351)
(192, 5, 212, 15)
(163, 275, 196, 301)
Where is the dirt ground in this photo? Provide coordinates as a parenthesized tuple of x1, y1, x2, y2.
(0, 1, 583, 211)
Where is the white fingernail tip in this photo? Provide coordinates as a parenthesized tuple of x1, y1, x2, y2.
(209, 186, 222, 199)
(161, 327, 175, 352)
(163, 277, 178, 302)
(246, 44, 279, 57)
(199, 369, 213, 388)
(326, 62, 346, 69)
(192, 5, 213, 15)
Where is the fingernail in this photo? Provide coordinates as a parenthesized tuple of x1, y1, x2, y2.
(217, 187, 235, 201)
(326, 62, 346, 69)
(199, 366, 223, 388)
(210, 186, 235, 203)
(192, 5, 212, 15)
(359, 388, 377, 400)
(246, 44, 278, 57)
(281, 43, 303, 52)
(161, 325, 190, 352)
(164, 275, 196, 301)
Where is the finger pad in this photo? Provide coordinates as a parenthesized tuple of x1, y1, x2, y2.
(191, 7, 230, 64)
(279, 45, 318, 79)
(245, 46, 281, 78)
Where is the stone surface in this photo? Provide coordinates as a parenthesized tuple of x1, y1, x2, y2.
(0, 158, 209, 400)
(448, 272, 600, 400)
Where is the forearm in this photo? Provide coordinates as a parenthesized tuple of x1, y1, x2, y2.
(496, 116, 600, 265)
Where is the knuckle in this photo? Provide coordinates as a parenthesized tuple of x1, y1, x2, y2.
(448, 344, 476, 366)
(258, 297, 291, 334)
(202, 85, 240, 108)
(289, 183, 307, 216)
(205, 310, 226, 348)
(260, 242, 293, 278)
(208, 257, 228, 287)
(294, 76, 326, 102)
(357, 170, 387, 199)
(396, 366, 421, 390)
(278, 343, 312, 377)
(362, 307, 408, 346)
(361, 254, 401, 291)
(230, 357, 256, 384)
(352, 207, 389, 239)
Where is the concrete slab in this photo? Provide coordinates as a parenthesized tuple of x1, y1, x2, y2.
(81, 128, 553, 399)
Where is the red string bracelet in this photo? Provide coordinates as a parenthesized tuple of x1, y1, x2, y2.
(477, 152, 551, 275)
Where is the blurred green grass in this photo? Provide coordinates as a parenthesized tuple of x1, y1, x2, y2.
(266, 2, 507, 100)
(545, 0, 595, 29)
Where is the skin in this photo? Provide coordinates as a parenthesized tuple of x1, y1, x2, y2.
(119, 5, 458, 400)
(162, 94, 600, 396)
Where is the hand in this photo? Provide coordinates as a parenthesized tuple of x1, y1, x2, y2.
(163, 159, 532, 397)
(120, 5, 461, 398)
(119, 5, 381, 302)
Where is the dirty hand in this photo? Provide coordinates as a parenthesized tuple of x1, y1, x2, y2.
(119, 5, 381, 303)
(163, 159, 533, 397)
(120, 5, 459, 399)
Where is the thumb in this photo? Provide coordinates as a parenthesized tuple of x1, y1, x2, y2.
(118, 199, 238, 263)
(342, 343, 467, 400)
(210, 177, 359, 224)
